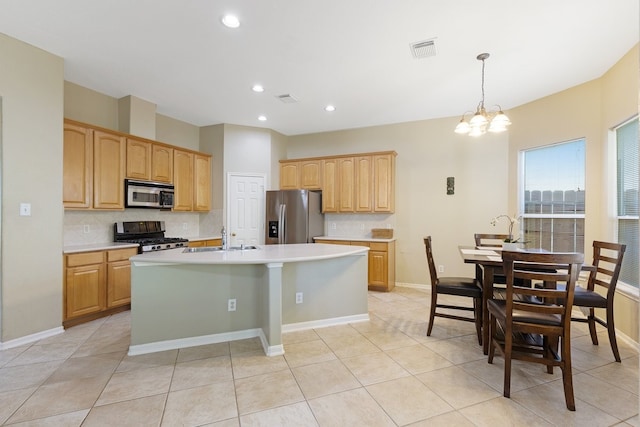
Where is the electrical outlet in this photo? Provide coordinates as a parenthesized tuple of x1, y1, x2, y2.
(331, 222, 336, 230)
(438, 265, 444, 273)
(295, 292, 303, 304)
(386, 224, 392, 229)
(183, 223, 188, 230)
(19, 203, 31, 216)
(83, 225, 90, 233)
(360, 223, 365, 230)
(228, 298, 236, 311)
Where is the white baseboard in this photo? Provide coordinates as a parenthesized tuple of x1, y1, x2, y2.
(0, 327, 64, 350)
(395, 282, 430, 291)
(128, 328, 263, 356)
(282, 313, 370, 333)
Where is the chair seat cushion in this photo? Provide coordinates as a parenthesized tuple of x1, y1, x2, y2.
(487, 299, 562, 326)
(556, 284, 607, 308)
(436, 277, 482, 297)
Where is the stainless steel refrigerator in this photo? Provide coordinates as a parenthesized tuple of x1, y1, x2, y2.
(265, 190, 324, 244)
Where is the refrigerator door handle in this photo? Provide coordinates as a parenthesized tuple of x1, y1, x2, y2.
(278, 204, 286, 244)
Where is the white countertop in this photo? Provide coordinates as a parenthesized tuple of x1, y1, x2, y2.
(63, 242, 140, 254)
(314, 236, 396, 243)
(131, 243, 369, 265)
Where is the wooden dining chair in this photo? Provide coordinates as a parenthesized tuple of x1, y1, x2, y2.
(474, 233, 510, 285)
(424, 236, 483, 344)
(569, 241, 626, 362)
(488, 250, 584, 411)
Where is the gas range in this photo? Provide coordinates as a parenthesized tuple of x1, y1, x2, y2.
(113, 221, 189, 253)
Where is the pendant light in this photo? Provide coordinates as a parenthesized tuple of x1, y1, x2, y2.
(454, 53, 511, 136)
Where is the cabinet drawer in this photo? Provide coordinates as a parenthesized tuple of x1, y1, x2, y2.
(66, 251, 104, 267)
(369, 242, 388, 252)
(107, 248, 138, 262)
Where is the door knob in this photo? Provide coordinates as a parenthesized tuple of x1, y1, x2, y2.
(231, 232, 236, 237)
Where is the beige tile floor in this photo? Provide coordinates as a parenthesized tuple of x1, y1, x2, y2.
(0, 286, 638, 426)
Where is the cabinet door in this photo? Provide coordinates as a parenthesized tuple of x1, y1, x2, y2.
(300, 160, 322, 189)
(93, 130, 125, 209)
(280, 162, 299, 189)
(368, 250, 388, 287)
(188, 241, 206, 247)
(65, 263, 106, 319)
(173, 149, 194, 211)
(126, 138, 151, 180)
(152, 144, 173, 183)
(337, 157, 355, 212)
(355, 156, 373, 212)
(321, 159, 338, 213)
(193, 153, 211, 211)
(373, 153, 396, 213)
(205, 239, 222, 246)
(63, 122, 93, 208)
(107, 259, 131, 308)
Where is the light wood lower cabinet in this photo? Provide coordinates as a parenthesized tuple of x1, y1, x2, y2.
(188, 238, 222, 247)
(315, 239, 396, 291)
(64, 247, 137, 327)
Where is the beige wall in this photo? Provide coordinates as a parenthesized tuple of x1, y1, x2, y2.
(289, 117, 510, 285)
(0, 34, 64, 341)
(507, 45, 639, 343)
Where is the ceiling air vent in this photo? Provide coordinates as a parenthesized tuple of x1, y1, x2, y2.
(276, 94, 298, 104)
(410, 38, 437, 59)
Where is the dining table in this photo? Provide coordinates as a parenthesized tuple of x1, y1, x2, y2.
(458, 245, 505, 354)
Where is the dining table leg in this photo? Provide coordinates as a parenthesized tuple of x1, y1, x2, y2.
(481, 266, 495, 355)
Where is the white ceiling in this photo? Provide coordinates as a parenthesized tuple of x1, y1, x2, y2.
(0, 0, 638, 136)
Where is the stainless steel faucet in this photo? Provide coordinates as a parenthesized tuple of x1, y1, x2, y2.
(221, 226, 227, 250)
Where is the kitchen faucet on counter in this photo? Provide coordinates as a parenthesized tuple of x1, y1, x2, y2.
(221, 226, 227, 250)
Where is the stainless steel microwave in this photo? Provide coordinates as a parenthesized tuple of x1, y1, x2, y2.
(125, 179, 174, 209)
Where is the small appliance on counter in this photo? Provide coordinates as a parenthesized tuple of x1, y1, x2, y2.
(265, 189, 324, 244)
(113, 220, 188, 253)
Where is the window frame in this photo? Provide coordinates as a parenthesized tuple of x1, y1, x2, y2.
(612, 116, 639, 296)
(518, 139, 586, 254)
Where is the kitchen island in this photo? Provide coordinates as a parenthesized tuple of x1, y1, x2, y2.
(128, 243, 369, 356)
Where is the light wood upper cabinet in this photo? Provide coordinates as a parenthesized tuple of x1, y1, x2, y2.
(355, 156, 373, 212)
(322, 159, 338, 213)
(337, 157, 355, 212)
(127, 138, 174, 183)
(372, 153, 396, 212)
(63, 122, 93, 208)
(126, 138, 152, 180)
(280, 151, 396, 214)
(93, 130, 126, 210)
(151, 144, 173, 183)
(300, 160, 322, 189)
(194, 153, 211, 211)
(173, 149, 194, 211)
(280, 162, 299, 189)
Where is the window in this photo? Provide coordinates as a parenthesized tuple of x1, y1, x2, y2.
(521, 140, 585, 252)
(616, 118, 639, 288)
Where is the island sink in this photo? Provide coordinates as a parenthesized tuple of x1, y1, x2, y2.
(183, 245, 258, 253)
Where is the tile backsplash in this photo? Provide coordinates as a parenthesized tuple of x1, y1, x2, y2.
(64, 209, 223, 246)
(64, 210, 393, 246)
(324, 213, 395, 239)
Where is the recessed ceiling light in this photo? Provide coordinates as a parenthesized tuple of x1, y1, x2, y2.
(325, 105, 336, 112)
(258, 115, 267, 121)
(252, 84, 264, 93)
(221, 14, 240, 28)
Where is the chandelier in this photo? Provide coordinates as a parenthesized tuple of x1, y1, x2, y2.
(454, 53, 511, 136)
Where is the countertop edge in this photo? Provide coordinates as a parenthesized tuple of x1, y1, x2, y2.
(314, 236, 396, 243)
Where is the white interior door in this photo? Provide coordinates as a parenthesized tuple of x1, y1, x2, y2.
(227, 173, 265, 246)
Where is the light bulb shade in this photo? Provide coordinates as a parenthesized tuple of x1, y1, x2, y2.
(454, 120, 470, 134)
(469, 112, 488, 127)
(492, 111, 511, 126)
